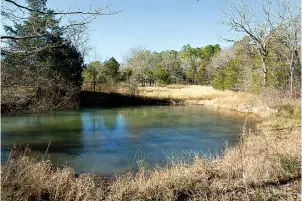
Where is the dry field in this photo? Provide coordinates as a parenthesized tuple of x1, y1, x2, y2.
(2, 84, 301, 201)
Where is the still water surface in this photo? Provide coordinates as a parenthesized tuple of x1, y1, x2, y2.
(1, 106, 249, 174)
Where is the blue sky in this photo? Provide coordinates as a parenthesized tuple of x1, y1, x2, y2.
(48, 0, 234, 62)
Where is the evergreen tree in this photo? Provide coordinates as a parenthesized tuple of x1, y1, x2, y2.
(196, 60, 207, 85)
(102, 57, 120, 83)
(224, 59, 240, 90)
(119, 67, 133, 82)
(212, 69, 225, 90)
(154, 64, 172, 84)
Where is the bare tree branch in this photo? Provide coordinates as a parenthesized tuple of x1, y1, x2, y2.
(3, 0, 121, 16)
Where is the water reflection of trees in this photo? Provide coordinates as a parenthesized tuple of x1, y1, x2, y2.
(2, 112, 84, 157)
(80, 109, 126, 153)
(117, 107, 169, 143)
(103, 110, 119, 131)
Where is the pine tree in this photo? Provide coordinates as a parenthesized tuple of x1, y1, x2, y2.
(102, 57, 120, 83)
(196, 60, 207, 85)
(154, 64, 172, 85)
(212, 69, 225, 90)
(224, 59, 240, 90)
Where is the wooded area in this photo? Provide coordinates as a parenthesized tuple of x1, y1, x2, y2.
(83, 0, 301, 97)
(1, 0, 118, 112)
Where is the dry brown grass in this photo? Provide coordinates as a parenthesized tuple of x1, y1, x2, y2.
(138, 85, 243, 100)
(2, 85, 301, 201)
(87, 84, 282, 117)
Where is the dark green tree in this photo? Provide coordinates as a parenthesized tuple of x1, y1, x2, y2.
(224, 59, 240, 90)
(119, 67, 133, 82)
(201, 45, 220, 60)
(154, 64, 172, 85)
(212, 69, 226, 90)
(213, 44, 221, 54)
(83, 61, 103, 91)
(196, 60, 208, 85)
(102, 57, 120, 83)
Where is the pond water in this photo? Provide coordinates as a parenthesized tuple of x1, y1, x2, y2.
(1, 106, 250, 175)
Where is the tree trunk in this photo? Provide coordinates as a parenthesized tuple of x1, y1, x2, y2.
(290, 70, 293, 96)
(289, 48, 296, 97)
(261, 57, 267, 87)
(93, 67, 96, 92)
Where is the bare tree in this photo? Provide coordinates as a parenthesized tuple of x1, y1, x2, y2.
(207, 47, 234, 81)
(160, 51, 182, 83)
(123, 48, 154, 86)
(180, 56, 201, 84)
(276, 0, 301, 96)
(221, 0, 280, 87)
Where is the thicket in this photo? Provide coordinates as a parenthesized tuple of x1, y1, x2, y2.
(1, 0, 116, 113)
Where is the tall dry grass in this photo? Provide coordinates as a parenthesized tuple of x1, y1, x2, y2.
(87, 84, 285, 117)
(137, 85, 245, 100)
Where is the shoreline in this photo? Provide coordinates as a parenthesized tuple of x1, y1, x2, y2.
(2, 84, 279, 118)
(2, 91, 274, 119)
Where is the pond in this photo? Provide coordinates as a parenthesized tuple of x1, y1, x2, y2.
(1, 106, 250, 175)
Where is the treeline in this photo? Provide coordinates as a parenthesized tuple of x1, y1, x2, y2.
(84, 34, 301, 96)
(83, 44, 221, 87)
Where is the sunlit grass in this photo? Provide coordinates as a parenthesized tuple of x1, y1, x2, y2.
(86, 84, 278, 117)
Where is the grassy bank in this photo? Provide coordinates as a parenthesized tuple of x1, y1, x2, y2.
(83, 84, 293, 117)
(2, 85, 301, 201)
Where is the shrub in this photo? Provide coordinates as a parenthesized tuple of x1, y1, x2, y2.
(279, 155, 300, 176)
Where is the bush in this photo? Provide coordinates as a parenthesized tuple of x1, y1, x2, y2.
(279, 155, 300, 176)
